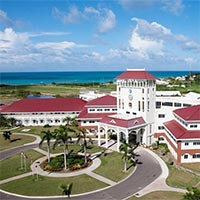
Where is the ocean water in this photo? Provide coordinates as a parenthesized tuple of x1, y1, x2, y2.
(0, 71, 199, 85)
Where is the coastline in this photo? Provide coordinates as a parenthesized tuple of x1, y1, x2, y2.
(1, 71, 199, 86)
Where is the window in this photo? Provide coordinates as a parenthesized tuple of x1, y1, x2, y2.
(158, 126, 164, 130)
(162, 102, 173, 106)
(193, 142, 200, 145)
(147, 101, 150, 111)
(183, 103, 191, 107)
(83, 121, 87, 123)
(126, 111, 130, 114)
(185, 142, 189, 146)
(112, 108, 117, 111)
(129, 102, 132, 108)
(156, 102, 161, 109)
(158, 114, 165, 118)
(158, 137, 164, 141)
(193, 154, 200, 159)
(97, 109, 103, 111)
(138, 101, 141, 111)
(142, 101, 144, 112)
(105, 109, 110, 111)
(89, 121, 95, 123)
(184, 154, 188, 159)
(142, 88, 144, 93)
(89, 109, 95, 112)
(174, 102, 181, 107)
(132, 112, 136, 115)
(190, 125, 197, 128)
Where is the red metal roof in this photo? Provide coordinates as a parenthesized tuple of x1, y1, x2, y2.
(86, 95, 117, 107)
(0, 98, 87, 113)
(100, 115, 146, 129)
(116, 70, 156, 80)
(173, 104, 200, 121)
(78, 107, 116, 119)
(164, 120, 200, 140)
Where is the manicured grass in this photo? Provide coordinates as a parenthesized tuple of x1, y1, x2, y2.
(10, 126, 60, 137)
(0, 134, 36, 151)
(94, 152, 134, 182)
(0, 174, 108, 196)
(41, 144, 105, 154)
(128, 191, 183, 200)
(0, 150, 43, 180)
(11, 126, 78, 138)
(180, 163, 200, 174)
(167, 164, 200, 189)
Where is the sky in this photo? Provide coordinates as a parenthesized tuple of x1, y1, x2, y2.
(0, 0, 199, 72)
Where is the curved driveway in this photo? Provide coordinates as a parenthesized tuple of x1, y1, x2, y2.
(0, 144, 162, 200)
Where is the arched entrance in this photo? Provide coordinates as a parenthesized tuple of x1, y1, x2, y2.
(129, 131, 137, 145)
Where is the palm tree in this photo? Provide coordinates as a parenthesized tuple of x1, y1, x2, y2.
(39, 130, 55, 163)
(3, 131, 12, 142)
(0, 114, 8, 127)
(63, 117, 73, 126)
(60, 183, 73, 199)
(119, 140, 134, 172)
(53, 125, 74, 170)
(76, 128, 92, 164)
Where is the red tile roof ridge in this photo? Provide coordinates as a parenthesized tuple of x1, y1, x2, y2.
(173, 104, 200, 121)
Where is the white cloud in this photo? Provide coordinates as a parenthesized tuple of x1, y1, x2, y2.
(119, 0, 185, 15)
(52, 6, 84, 24)
(98, 9, 116, 33)
(53, 6, 116, 34)
(0, 10, 14, 27)
(0, 9, 24, 28)
(119, 0, 158, 10)
(84, 7, 100, 15)
(162, 0, 185, 15)
(0, 28, 101, 69)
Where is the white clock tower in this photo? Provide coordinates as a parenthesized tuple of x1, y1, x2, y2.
(116, 69, 156, 145)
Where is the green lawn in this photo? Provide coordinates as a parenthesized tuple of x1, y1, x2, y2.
(0, 134, 36, 151)
(94, 152, 134, 182)
(10, 126, 59, 137)
(128, 191, 183, 200)
(180, 163, 200, 174)
(0, 174, 108, 196)
(0, 150, 43, 180)
(167, 164, 200, 189)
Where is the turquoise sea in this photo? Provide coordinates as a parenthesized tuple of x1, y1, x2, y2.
(0, 71, 199, 85)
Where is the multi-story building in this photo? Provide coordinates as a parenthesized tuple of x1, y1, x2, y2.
(155, 105, 200, 163)
(77, 95, 117, 132)
(0, 98, 86, 126)
(1, 69, 199, 163)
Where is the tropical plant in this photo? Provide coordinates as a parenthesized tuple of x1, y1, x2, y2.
(63, 117, 73, 126)
(183, 187, 200, 200)
(3, 131, 12, 142)
(0, 114, 8, 127)
(53, 125, 74, 170)
(76, 127, 93, 164)
(7, 117, 17, 127)
(39, 130, 55, 163)
(119, 140, 135, 172)
(60, 183, 73, 199)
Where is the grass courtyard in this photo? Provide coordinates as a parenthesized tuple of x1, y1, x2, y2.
(0, 174, 108, 196)
(0, 150, 43, 180)
(0, 134, 36, 151)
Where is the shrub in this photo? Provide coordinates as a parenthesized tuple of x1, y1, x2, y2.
(167, 157, 174, 165)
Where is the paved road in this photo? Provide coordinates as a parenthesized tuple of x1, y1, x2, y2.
(0, 145, 162, 200)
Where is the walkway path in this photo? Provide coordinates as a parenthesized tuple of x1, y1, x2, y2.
(0, 140, 187, 200)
